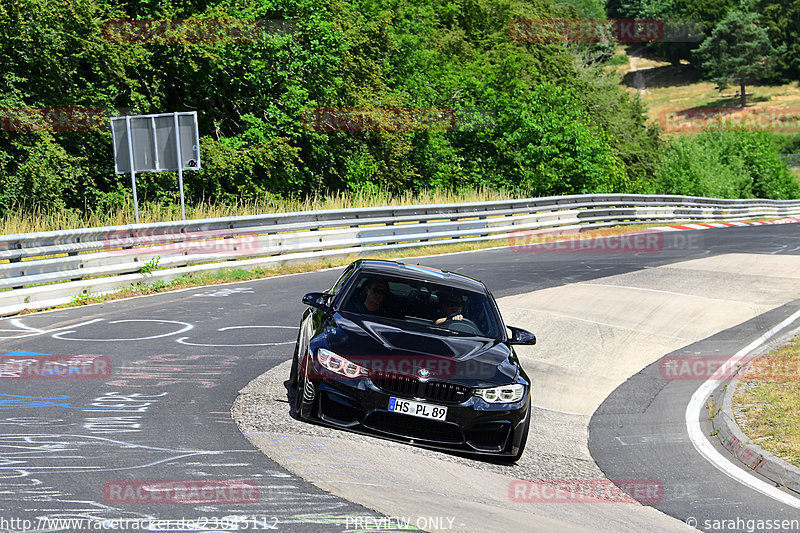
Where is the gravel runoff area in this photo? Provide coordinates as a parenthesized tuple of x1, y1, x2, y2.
(232, 359, 605, 483)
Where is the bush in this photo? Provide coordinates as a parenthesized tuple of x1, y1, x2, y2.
(493, 83, 628, 195)
(653, 129, 800, 199)
(192, 126, 302, 202)
(0, 133, 90, 214)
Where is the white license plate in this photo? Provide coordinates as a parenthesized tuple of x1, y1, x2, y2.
(387, 397, 447, 420)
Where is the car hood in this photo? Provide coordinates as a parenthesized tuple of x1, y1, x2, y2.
(324, 313, 518, 386)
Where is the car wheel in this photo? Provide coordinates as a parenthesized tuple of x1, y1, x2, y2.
(293, 382, 304, 419)
(293, 354, 306, 418)
(289, 341, 300, 389)
(289, 322, 306, 388)
(294, 353, 316, 420)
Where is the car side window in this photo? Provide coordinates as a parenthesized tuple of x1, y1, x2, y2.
(328, 264, 356, 299)
(341, 276, 367, 313)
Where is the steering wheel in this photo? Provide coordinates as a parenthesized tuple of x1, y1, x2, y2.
(443, 313, 482, 334)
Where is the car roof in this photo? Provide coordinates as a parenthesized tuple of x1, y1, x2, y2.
(353, 259, 488, 293)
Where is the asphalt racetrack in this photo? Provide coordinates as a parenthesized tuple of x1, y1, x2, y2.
(1, 223, 799, 532)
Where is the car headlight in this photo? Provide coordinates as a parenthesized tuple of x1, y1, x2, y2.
(316, 348, 368, 378)
(474, 384, 525, 403)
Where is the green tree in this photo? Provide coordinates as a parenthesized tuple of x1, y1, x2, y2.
(606, 0, 724, 66)
(695, 9, 786, 107)
(754, 0, 800, 79)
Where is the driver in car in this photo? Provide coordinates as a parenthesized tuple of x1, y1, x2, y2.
(433, 291, 464, 325)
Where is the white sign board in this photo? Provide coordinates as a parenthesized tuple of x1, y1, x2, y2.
(111, 111, 200, 173)
(109, 111, 200, 222)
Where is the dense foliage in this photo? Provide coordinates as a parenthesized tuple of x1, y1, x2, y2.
(609, 0, 800, 81)
(0, 0, 797, 218)
(755, 0, 800, 79)
(654, 129, 799, 199)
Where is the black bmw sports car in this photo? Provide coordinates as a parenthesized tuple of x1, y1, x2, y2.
(289, 259, 536, 461)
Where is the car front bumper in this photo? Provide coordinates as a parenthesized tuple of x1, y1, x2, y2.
(306, 377, 530, 457)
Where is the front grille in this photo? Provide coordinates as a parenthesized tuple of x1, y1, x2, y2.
(372, 373, 418, 396)
(364, 411, 464, 443)
(371, 372, 472, 404)
(426, 381, 471, 403)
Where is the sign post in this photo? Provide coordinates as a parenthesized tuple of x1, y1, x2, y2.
(110, 111, 200, 223)
(124, 116, 140, 223)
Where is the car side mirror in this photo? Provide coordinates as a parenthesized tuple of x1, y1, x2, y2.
(302, 292, 330, 312)
(508, 326, 536, 345)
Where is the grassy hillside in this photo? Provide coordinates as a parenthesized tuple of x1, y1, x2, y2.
(612, 45, 800, 136)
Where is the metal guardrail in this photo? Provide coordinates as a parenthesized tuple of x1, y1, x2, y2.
(2, 193, 800, 316)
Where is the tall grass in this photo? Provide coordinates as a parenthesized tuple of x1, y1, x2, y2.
(733, 335, 800, 467)
(0, 188, 516, 235)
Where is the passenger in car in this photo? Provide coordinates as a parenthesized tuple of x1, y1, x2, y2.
(352, 278, 391, 315)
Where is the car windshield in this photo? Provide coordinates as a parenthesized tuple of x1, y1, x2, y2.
(339, 273, 501, 339)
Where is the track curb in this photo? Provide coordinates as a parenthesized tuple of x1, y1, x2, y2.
(713, 367, 800, 495)
(657, 217, 800, 232)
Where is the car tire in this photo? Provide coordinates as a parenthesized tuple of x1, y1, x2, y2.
(289, 342, 300, 389)
(289, 321, 306, 389)
(294, 353, 316, 420)
(293, 355, 306, 418)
